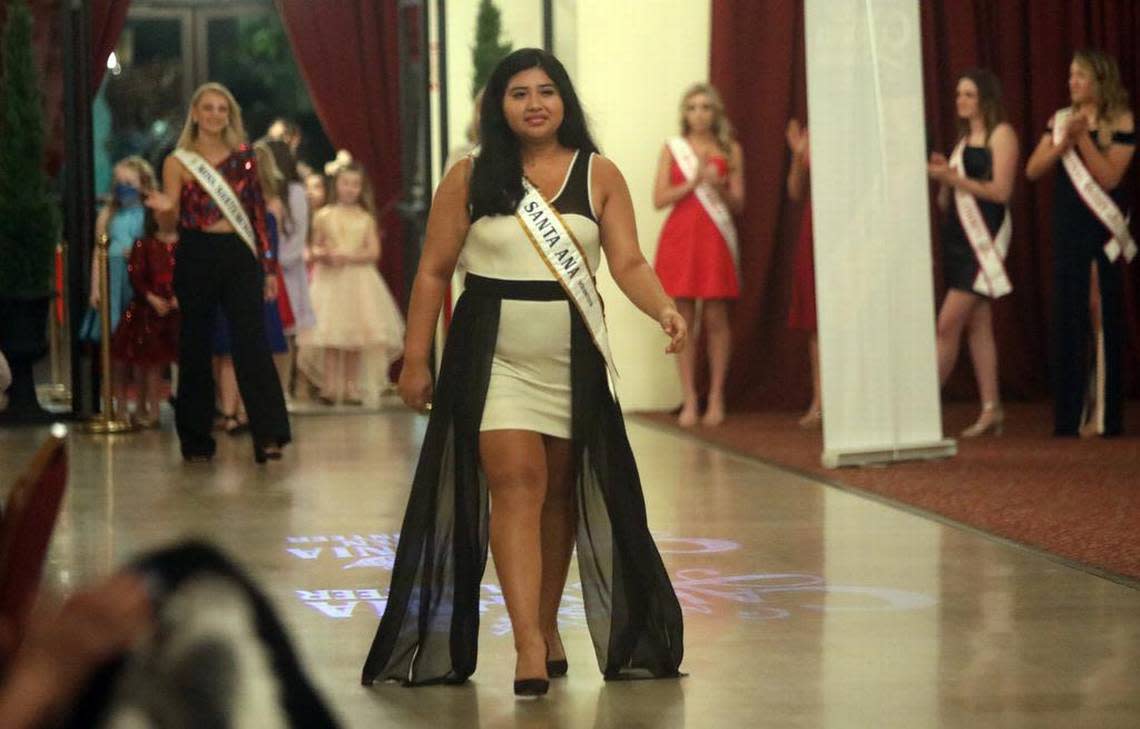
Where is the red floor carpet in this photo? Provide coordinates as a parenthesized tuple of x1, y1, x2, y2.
(636, 402, 1140, 584)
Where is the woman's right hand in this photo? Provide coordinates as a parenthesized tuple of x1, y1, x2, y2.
(397, 359, 434, 414)
(143, 190, 174, 214)
(89, 289, 100, 309)
(1065, 113, 1089, 144)
(146, 292, 170, 316)
(927, 152, 950, 181)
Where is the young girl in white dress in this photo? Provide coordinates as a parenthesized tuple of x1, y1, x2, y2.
(298, 161, 403, 404)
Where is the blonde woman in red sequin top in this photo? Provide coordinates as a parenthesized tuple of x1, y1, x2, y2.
(148, 82, 290, 463)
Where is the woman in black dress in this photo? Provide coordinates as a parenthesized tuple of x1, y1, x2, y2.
(927, 69, 1019, 437)
(1026, 50, 1135, 437)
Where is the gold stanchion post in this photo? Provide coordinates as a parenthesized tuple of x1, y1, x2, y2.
(44, 241, 72, 405)
(83, 233, 135, 434)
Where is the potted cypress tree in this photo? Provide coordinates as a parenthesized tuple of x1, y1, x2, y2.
(0, 0, 61, 422)
(472, 0, 512, 98)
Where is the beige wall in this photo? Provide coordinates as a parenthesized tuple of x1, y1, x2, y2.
(564, 1, 711, 409)
(437, 0, 712, 410)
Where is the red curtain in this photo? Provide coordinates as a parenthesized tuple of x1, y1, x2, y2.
(274, 0, 404, 301)
(710, 1, 809, 410)
(711, 0, 1140, 410)
(0, 0, 131, 171)
(91, 0, 130, 93)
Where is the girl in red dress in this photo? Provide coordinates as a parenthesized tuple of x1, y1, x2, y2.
(653, 83, 745, 426)
(110, 210, 180, 427)
(785, 119, 821, 428)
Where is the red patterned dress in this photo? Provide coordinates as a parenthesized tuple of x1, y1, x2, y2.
(112, 235, 180, 365)
(653, 154, 739, 299)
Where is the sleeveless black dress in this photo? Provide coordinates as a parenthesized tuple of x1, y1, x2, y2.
(942, 145, 1008, 296)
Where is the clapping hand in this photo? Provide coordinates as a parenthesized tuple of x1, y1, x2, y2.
(786, 119, 810, 156)
(927, 152, 951, 182)
(1065, 114, 1090, 145)
(700, 160, 724, 187)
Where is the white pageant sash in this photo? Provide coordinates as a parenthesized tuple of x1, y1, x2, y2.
(515, 177, 618, 379)
(174, 148, 259, 260)
(1051, 109, 1137, 263)
(948, 138, 1013, 298)
(666, 137, 739, 270)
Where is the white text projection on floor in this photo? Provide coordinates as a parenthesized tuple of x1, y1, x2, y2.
(285, 534, 937, 628)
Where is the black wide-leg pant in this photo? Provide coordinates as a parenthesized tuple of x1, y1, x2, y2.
(173, 229, 291, 458)
(1052, 239, 1124, 437)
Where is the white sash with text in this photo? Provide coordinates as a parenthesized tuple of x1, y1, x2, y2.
(948, 138, 1013, 298)
(666, 137, 739, 271)
(516, 178, 618, 379)
(174, 148, 259, 260)
(1051, 109, 1136, 263)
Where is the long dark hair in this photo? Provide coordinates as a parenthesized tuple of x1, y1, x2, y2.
(469, 48, 599, 219)
(264, 138, 300, 183)
(955, 68, 1005, 141)
(262, 138, 299, 234)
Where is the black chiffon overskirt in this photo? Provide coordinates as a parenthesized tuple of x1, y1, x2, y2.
(361, 275, 684, 685)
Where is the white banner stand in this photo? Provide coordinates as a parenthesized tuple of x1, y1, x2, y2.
(804, 0, 956, 468)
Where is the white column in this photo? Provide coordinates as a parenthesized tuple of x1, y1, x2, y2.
(804, 0, 955, 467)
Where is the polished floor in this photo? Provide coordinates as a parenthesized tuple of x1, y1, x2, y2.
(2, 409, 1139, 728)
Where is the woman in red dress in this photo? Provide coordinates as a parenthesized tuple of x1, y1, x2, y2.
(653, 83, 744, 426)
(785, 119, 821, 428)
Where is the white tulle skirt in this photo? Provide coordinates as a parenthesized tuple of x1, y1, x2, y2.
(297, 262, 404, 404)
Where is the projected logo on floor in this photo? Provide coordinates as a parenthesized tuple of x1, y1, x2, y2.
(286, 533, 936, 630)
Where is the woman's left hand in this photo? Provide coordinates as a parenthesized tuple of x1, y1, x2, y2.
(264, 275, 278, 301)
(659, 307, 687, 354)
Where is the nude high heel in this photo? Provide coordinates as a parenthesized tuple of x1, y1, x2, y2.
(961, 402, 1004, 438)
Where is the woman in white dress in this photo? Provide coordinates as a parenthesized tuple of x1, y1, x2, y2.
(362, 49, 687, 696)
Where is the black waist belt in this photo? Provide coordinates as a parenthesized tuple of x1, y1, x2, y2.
(463, 273, 567, 301)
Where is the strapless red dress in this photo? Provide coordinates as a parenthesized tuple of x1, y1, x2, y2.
(654, 155, 739, 300)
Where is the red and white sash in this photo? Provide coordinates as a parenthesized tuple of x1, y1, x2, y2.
(516, 176, 618, 379)
(174, 148, 259, 260)
(1052, 109, 1137, 263)
(666, 137, 739, 270)
(948, 138, 1013, 298)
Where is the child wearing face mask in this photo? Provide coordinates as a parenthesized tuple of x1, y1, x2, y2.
(297, 157, 403, 405)
(81, 156, 157, 419)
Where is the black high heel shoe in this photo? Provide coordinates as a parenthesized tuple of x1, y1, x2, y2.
(546, 640, 568, 678)
(253, 441, 284, 464)
(513, 678, 549, 697)
(546, 658, 568, 678)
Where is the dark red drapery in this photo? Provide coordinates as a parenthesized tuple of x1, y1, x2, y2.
(274, 0, 404, 302)
(711, 0, 1140, 410)
(709, 0, 809, 411)
(0, 0, 131, 171)
(91, 0, 130, 93)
